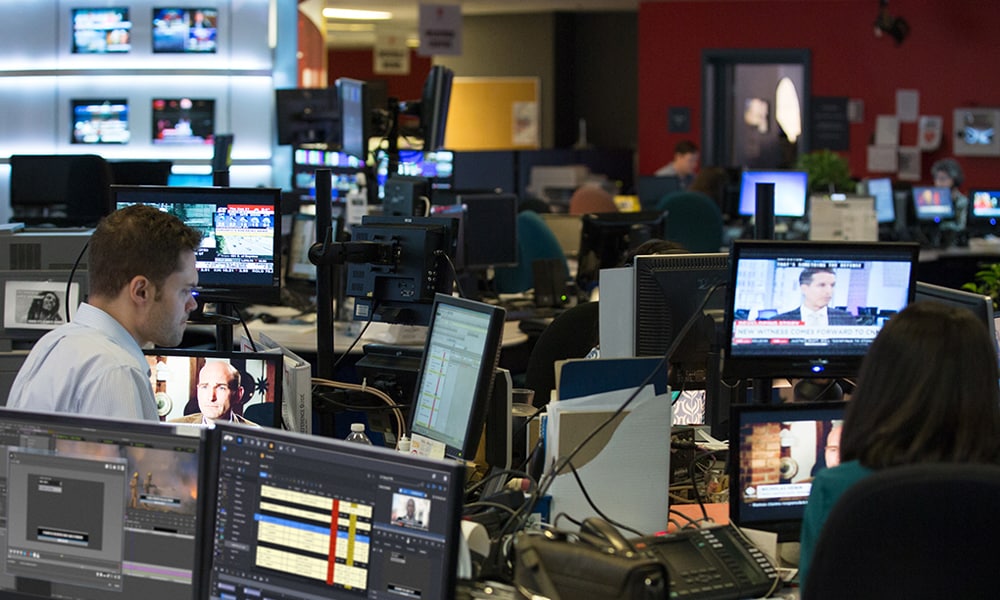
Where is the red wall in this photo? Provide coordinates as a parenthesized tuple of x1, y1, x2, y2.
(638, 0, 1000, 189)
(327, 49, 433, 102)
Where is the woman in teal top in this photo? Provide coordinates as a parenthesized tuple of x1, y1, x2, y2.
(798, 301, 1000, 590)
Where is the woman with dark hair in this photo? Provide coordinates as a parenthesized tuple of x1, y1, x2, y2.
(27, 291, 62, 323)
(798, 301, 1000, 584)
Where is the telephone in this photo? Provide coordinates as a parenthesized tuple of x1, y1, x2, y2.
(632, 524, 779, 600)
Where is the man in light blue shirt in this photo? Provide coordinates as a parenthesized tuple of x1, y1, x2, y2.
(8, 204, 202, 420)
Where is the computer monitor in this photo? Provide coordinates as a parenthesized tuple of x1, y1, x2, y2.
(419, 65, 454, 151)
(575, 210, 666, 291)
(275, 88, 339, 147)
(633, 253, 730, 387)
(345, 215, 458, 326)
(142, 348, 284, 428)
(865, 177, 896, 224)
(636, 175, 681, 209)
(409, 294, 506, 462)
(970, 189, 1000, 228)
(112, 185, 283, 305)
(336, 77, 372, 162)
(0, 408, 209, 599)
(202, 423, 465, 599)
(729, 401, 848, 541)
(458, 193, 519, 270)
(737, 169, 809, 218)
(284, 205, 344, 293)
(911, 185, 954, 222)
(723, 239, 919, 379)
(914, 281, 998, 364)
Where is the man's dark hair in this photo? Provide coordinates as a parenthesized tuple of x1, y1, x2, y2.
(674, 140, 699, 155)
(799, 267, 835, 285)
(840, 301, 1000, 467)
(89, 204, 203, 298)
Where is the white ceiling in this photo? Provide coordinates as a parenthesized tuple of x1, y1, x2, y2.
(318, 0, 639, 48)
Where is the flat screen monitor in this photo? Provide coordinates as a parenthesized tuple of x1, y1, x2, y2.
(575, 210, 666, 291)
(864, 177, 896, 224)
(152, 98, 215, 145)
(409, 294, 506, 462)
(911, 185, 954, 222)
(72, 7, 131, 53)
(914, 281, 998, 364)
(275, 88, 339, 147)
(738, 169, 809, 218)
(152, 7, 218, 53)
(420, 65, 454, 151)
(723, 239, 919, 379)
(142, 348, 283, 428)
(337, 77, 371, 161)
(458, 193, 519, 270)
(284, 205, 344, 290)
(970, 189, 1000, 224)
(0, 408, 208, 599)
(633, 253, 729, 387)
(202, 423, 465, 599)
(636, 175, 681, 209)
(729, 401, 848, 541)
(346, 215, 459, 326)
(71, 99, 130, 144)
(377, 149, 455, 201)
(112, 185, 282, 305)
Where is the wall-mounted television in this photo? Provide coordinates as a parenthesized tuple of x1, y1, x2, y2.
(152, 98, 215, 145)
(152, 7, 218, 53)
(71, 99, 130, 144)
(72, 7, 131, 54)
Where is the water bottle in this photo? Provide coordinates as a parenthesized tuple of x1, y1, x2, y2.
(345, 422, 372, 445)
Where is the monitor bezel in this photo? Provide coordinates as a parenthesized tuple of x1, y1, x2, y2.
(408, 293, 506, 462)
(111, 184, 283, 306)
(722, 239, 920, 380)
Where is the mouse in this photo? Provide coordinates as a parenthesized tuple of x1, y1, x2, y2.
(257, 312, 278, 324)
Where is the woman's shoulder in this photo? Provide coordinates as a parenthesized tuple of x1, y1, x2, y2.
(812, 460, 872, 490)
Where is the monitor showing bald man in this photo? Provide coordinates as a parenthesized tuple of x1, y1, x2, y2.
(174, 360, 257, 426)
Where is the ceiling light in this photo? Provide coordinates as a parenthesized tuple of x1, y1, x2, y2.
(326, 23, 376, 32)
(323, 8, 393, 21)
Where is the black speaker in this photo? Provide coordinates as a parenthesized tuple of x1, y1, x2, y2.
(533, 258, 569, 308)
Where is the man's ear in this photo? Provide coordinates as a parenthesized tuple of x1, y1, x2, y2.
(129, 276, 153, 305)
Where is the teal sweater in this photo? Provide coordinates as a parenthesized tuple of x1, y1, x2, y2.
(798, 460, 873, 591)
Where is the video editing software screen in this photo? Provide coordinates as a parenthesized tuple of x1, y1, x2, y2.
(204, 424, 464, 599)
(113, 185, 282, 304)
(738, 170, 809, 218)
(0, 409, 207, 600)
(71, 99, 130, 144)
(724, 240, 919, 379)
(409, 294, 506, 461)
(730, 401, 847, 541)
(911, 185, 954, 222)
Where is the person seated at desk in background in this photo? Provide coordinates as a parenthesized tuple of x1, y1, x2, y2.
(931, 157, 969, 233)
(798, 301, 1000, 588)
(654, 139, 700, 189)
(770, 267, 857, 326)
(171, 360, 258, 426)
(7, 205, 202, 421)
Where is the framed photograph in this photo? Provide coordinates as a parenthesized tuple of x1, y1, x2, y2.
(953, 108, 1000, 156)
(3, 281, 79, 330)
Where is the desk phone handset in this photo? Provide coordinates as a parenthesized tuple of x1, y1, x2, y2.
(632, 525, 779, 600)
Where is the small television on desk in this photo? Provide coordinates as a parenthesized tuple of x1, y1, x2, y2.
(911, 185, 954, 223)
(723, 239, 919, 379)
(737, 169, 809, 218)
(409, 294, 506, 462)
(729, 401, 848, 541)
(969, 189, 1000, 233)
(0, 408, 209, 599)
(112, 185, 282, 305)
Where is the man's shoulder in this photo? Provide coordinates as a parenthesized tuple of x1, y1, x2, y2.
(171, 413, 205, 424)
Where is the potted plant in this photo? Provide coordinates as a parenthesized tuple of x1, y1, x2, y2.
(796, 149, 855, 194)
(962, 263, 1000, 310)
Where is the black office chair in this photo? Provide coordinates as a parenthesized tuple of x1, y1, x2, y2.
(522, 301, 600, 408)
(654, 190, 724, 252)
(803, 462, 1000, 599)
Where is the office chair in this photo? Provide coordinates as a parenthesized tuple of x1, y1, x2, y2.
(568, 183, 617, 215)
(803, 462, 1000, 599)
(493, 210, 569, 294)
(654, 190, 724, 252)
(522, 300, 600, 408)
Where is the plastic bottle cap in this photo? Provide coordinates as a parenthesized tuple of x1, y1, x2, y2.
(350, 423, 365, 432)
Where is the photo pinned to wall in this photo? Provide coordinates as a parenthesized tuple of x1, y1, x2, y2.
(512, 101, 538, 146)
(897, 146, 921, 181)
(954, 108, 1000, 156)
(3, 280, 79, 330)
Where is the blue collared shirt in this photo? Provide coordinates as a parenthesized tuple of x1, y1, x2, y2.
(7, 303, 159, 421)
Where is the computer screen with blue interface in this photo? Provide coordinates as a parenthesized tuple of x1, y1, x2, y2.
(971, 189, 1000, 222)
(0, 409, 208, 600)
(911, 186, 954, 222)
(203, 424, 465, 600)
(738, 170, 809, 217)
(865, 177, 896, 224)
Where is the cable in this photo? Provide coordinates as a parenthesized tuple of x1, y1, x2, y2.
(438, 251, 466, 298)
(312, 377, 406, 440)
(67, 239, 89, 320)
(330, 301, 377, 373)
(564, 459, 644, 537)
